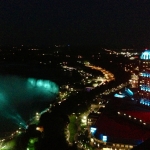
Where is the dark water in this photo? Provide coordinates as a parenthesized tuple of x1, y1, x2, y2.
(0, 75, 59, 137)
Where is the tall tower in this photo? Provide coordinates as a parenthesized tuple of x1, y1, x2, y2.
(139, 50, 150, 106)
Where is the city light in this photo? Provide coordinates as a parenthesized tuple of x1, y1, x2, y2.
(36, 127, 44, 132)
(102, 135, 107, 142)
(90, 127, 97, 135)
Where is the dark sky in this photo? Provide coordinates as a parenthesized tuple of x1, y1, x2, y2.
(1, 0, 150, 47)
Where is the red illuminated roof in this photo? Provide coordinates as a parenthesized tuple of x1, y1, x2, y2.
(95, 114, 150, 141)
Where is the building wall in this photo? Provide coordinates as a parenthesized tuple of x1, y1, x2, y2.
(139, 50, 150, 106)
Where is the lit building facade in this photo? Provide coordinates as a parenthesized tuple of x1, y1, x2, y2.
(139, 50, 150, 106)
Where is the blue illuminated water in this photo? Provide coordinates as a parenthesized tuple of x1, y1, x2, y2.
(0, 75, 59, 137)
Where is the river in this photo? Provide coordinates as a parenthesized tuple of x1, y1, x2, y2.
(0, 75, 59, 137)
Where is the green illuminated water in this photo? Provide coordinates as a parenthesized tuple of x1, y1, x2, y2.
(0, 75, 59, 136)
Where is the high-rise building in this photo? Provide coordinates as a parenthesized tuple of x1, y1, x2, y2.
(139, 50, 150, 106)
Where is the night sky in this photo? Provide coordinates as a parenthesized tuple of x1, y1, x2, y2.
(1, 0, 150, 47)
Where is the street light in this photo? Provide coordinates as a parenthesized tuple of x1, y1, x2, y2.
(83, 116, 86, 119)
